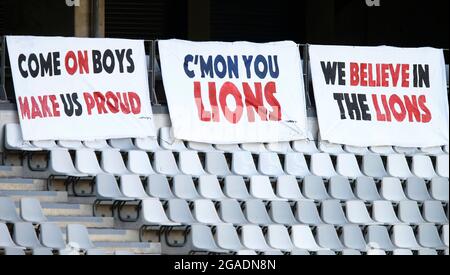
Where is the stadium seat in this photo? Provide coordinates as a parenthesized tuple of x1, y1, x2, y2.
(0, 223, 21, 250)
(4, 123, 41, 152)
(343, 145, 370, 156)
(197, 175, 227, 201)
(316, 250, 337, 255)
(320, 200, 348, 226)
(292, 140, 319, 155)
(318, 141, 345, 155)
(152, 151, 181, 176)
(57, 140, 85, 150)
(94, 174, 135, 213)
(336, 154, 364, 179)
(442, 225, 449, 248)
(146, 175, 175, 200)
(266, 225, 295, 252)
(341, 249, 362, 256)
(127, 150, 155, 177)
(235, 250, 258, 255)
(4, 247, 26, 256)
(100, 150, 129, 176)
(366, 226, 396, 251)
(240, 143, 268, 154)
(284, 153, 311, 178)
(294, 201, 324, 225)
(328, 176, 356, 201)
(205, 152, 232, 178)
(13, 222, 43, 250)
(178, 151, 207, 177)
(39, 223, 66, 251)
(276, 175, 307, 201)
(393, 249, 414, 256)
(354, 177, 382, 202)
(345, 200, 376, 225)
(361, 154, 388, 179)
(187, 141, 217, 152)
(67, 224, 95, 251)
(302, 175, 331, 201)
(405, 177, 432, 202)
(340, 225, 368, 252)
(231, 151, 259, 177)
(412, 155, 438, 180)
(213, 224, 246, 252)
(217, 199, 249, 226)
(109, 139, 137, 151)
(372, 201, 402, 224)
(444, 145, 449, 154)
(315, 225, 345, 251)
(243, 199, 274, 226)
(223, 176, 252, 201)
(172, 175, 201, 201)
(135, 137, 161, 152)
(429, 178, 449, 203)
(75, 149, 104, 176)
(48, 149, 87, 178)
(120, 174, 150, 199)
(394, 147, 419, 156)
(266, 142, 294, 154)
(20, 198, 47, 224)
(0, 197, 22, 223)
(32, 140, 58, 150)
(166, 199, 197, 225)
(386, 154, 414, 179)
(380, 178, 408, 202)
(420, 147, 445, 156)
(249, 176, 282, 201)
(310, 153, 338, 179)
(32, 248, 54, 255)
(258, 152, 285, 177)
(391, 225, 421, 250)
(214, 144, 242, 153)
(140, 198, 180, 227)
(192, 200, 224, 225)
(239, 225, 279, 253)
(290, 225, 324, 252)
(436, 155, 449, 178)
(418, 249, 438, 256)
(398, 201, 426, 225)
(159, 127, 187, 152)
(422, 201, 448, 224)
(83, 140, 112, 151)
(417, 224, 446, 250)
(268, 201, 298, 226)
(290, 249, 311, 256)
(369, 146, 396, 156)
(366, 249, 387, 255)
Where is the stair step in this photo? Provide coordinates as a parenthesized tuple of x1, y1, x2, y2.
(0, 178, 47, 191)
(93, 242, 161, 255)
(47, 216, 114, 228)
(0, 166, 24, 178)
(87, 229, 140, 242)
(41, 203, 93, 216)
(0, 190, 68, 203)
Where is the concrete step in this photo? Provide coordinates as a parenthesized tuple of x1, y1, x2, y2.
(0, 166, 24, 178)
(93, 242, 161, 255)
(87, 229, 140, 242)
(41, 203, 93, 217)
(47, 216, 114, 228)
(0, 190, 68, 203)
(0, 178, 46, 191)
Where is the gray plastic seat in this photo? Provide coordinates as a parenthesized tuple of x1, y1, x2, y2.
(240, 225, 279, 253)
(266, 225, 294, 252)
(398, 201, 426, 225)
(205, 152, 232, 178)
(321, 200, 348, 226)
(344, 145, 370, 156)
(372, 201, 402, 225)
(214, 224, 246, 252)
(240, 143, 268, 154)
(336, 153, 364, 179)
(354, 177, 382, 202)
(366, 249, 387, 255)
(198, 175, 227, 201)
(152, 151, 181, 176)
(394, 147, 419, 156)
(95, 174, 133, 203)
(405, 177, 432, 202)
(243, 199, 274, 226)
(83, 140, 112, 151)
(292, 140, 319, 155)
(0, 223, 21, 249)
(362, 154, 388, 179)
(393, 249, 413, 256)
(310, 153, 338, 179)
(75, 149, 104, 176)
(159, 127, 187, 152)
(316, 250, 337, 255)
(342, 249, 362, 255)
(166, 199, 197, 225)
(4, 123, 41, 152)
(32, 140, 58, 150)
(249, 176, 283, 201)
(290, 225, 325, 252)
(4, 247, 26, 255)
(214, 144, 242, 153)
(40, 223, 66, 250)
(172, 175, 201, 200)
(276, 176, 307, 201)
(420, 147, 445, 156)
(231, 151, 259, 177)
(412, 155, 438, 180)
(67, 224, 95, 250)
(101, 149, 129, 176)
(345, 200, 376, 225)
(302, 175, 331, 201)
(380, 178, 408, 202)
(269, 201, 298, 226)
(391, 225, 421, 250)
(441, 224, 449, 248)
(109, 138, 137, 152)
(418, 249, 438, 255)
(318, 141, 345, 155)
(48, 149, 87, 177)
(13, 222, 42, 249)
(294, 200, 324, 225)
(340, 225, 368, 252)
(192, 199, 224, 225)
(20, 198, 47, 224)
(218, 199, 249, 226)
(135, 137, 161, 152)
(417, 224, 446, 250)
(430, 178, 449, 203)
(365, 225, 397, 251)
(386, 154, 414, 179)
(284, 153, 311, 178)
(328, 176, 356, 201)
(32, 248, 54, 255)
(178, 151, 207, 177)
(146, 175, 175, 200)
(422, 201, 448, 224)
(370, 146, 396, 156)
(0, 197, 21, 223)
(120, 174, 150, 199)
(127, 150, 155, 177)
(266, 142, 294, 154)
(223, 176, 252, 201)
(139, 198, 180, 228)
(290, 249, 311, 255)
(258, 152, 285, 177)
(57, 140, 85, 150)
(315, 225, 345, 251)
(187, 141, 217, 152)
(436, 155, 449, 178)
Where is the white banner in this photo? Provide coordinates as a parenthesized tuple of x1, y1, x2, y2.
(7, 36, 155, 141)
(309, 45, 449, 147)
(158, 39, 308, 144)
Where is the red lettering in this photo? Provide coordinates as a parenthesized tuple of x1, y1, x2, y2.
(243, 82, 267, 122)
(265, 82, 282, 121)
(219, 82, 243, 124)
(419, 95, 432, 123)
(404, 95, 421, 122)
(65, 51, 78, 75)
(194, 82, 212, 122)
(350, 63, 359, 86)
(77, 50, 90, 74)
(18, 97, 31, 120)
(389, 94, 407, 122)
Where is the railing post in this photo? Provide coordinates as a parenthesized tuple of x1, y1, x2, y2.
(0, 36, 7, 102)
(148, 40, 158, 105)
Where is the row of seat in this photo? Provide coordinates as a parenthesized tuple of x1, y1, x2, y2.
(93, 174, 449, 204)
(5, 123, 449, 156)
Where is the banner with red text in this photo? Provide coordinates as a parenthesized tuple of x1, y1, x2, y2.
(7, 36, 155, 141)
(159, 39, 307, 144)
(310, 45, 449, 147)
